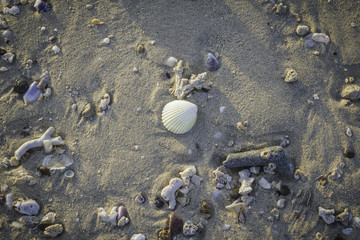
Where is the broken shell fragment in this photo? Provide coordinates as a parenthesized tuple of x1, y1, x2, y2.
(205, 53, 220, 72)
(162, 100, 198, 134)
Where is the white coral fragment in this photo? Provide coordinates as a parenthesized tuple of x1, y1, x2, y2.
(161, 177, 183, 210)
(170, 60, 212, 99)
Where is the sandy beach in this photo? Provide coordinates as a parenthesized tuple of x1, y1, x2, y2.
(1, 0, 360, 239)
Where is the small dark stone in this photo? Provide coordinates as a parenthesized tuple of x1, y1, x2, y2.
(136, 44, 145, 54)
(37, 221, 52, 231)
(155, 196, 165, 209)
(344, 149, 355, 158)
(165, 72, 171, 78)
(195, 143, 200, 149)
(277, 185, 291, 196)
(37, 2, 52, 13)
(0, 48, 6, 55)
(168, 214, 183, 236)
(38, 166, 51, 176)
(13, 79, 29, 94)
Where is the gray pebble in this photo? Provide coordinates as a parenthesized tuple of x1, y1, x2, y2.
(2, 53, 15, 63)
(3, 29, 12, 38)
(296, 25, 310, 36)
(312, 33, 330, 44)
(0, 16, 8, 30)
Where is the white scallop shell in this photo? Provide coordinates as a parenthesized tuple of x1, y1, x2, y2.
(162, 100, 198, 134)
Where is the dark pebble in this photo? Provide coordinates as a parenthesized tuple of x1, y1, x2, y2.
(38, 166, 51, 176)
(344, 149, 355, 158)
(277, 185, 291, 196)
(37, 2, 52, 13)
(0, 48, 6, 55)
(165, 72, 171, 78)
(13, 79, 29, 94)
(155, 195, 165, 209)
(168, 214, 183, 236)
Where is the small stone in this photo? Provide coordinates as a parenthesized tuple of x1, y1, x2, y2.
(0, 16, 8, 30)
(44, 224, 63, 238)
(342, 228, 352, 235)
(136, 44, 145, 54)
(222, 224, 231, 231)
(52, 46, 60, 54)
(311, 33, 330, 44)
(71, 104, 77, 111)
(345, 127, 353, 137)
(150, 40, 155, 45)
(0, 66, 8, 72)
(131, 234, 146, 240)
(13, 79, 29, 94)
(284, 68, 298, 83)
(344, 149, 355, 158)
(41, 26, 46, 31)
(250, 166, 260, 174)
(3, 29, 12, 38)
(91, 18, 104, 25)
(4, 5, 21, 15)
(2, 53, 15, 63)
(133, 67, 139, 73)
(86, 4, 93, 9)
(313, 94, 319, 100)
(103, 38, 110, 45)
(81, 103, 96, 119)
(277, 199, 285, 208)
(296, 25, 310, 36)
(259, 178, 271, 189)
(352, 216, 360, 228)
(166, 57, 178, 67)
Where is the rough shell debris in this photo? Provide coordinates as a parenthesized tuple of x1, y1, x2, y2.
(183, 220, 198, 236)
(170, 60, 212, 99)
(284, 68, 298, 83)
(44, 224, 63, 237)
(318, 206, 335, 224)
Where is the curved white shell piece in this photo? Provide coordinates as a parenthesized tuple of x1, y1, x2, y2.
(162, 100, 198, 134)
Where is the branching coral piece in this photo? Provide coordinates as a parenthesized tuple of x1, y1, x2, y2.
(14, 127, 64, 160)
(170, 60, 212, 99)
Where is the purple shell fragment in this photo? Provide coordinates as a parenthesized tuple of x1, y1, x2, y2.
(205, 53, 220, 72)
(23, 82, 42, 104)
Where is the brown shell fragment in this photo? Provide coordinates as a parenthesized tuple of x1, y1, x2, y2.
(91, 18, 104, 25)
(200, 200, 212, 219)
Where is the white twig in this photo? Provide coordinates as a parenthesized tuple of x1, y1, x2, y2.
(14, 127, 64, 160)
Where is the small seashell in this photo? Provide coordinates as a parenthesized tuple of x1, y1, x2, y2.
(103, 38, 110, 45)
(162, 100, 198, 134)
(166, 57, 178, 67)
(135, 194, 145, 204)
(236, 121, 248, 131)
(117, 206, 128, 219)
(311, 33, 330, 44)
(205, 53, 220, 72)
(91, 18, 105, 25)
(23, 82, 42, 104)
(64, 170, 74, 178)
(136, 44, 145, 54)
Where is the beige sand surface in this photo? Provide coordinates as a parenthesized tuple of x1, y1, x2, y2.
(1, 0, 360, 239)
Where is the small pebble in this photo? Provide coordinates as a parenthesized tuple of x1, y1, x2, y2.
(311, 33, 330, 44)
(71, 103, 77, 111)
(52, 45, 60, 54)
(345, 127, 352, 137)
(3, 29, 12, 38)
(296, 25, 310, 36)
(103, 38, 110, 45)
(166, 57, 178, 67)
(277, 199, 285, 208)
(92, 18, 104, 25)
(313, 94, 319, 100)
(0, 66, 8, 72)
(133, 67, 139, 73)
(2, 53, 15, 63)
(259, 178, 271, 189)
(342, 228, 352, 235)
(150, 40, 155, 45)
(44, 224, 63, 238)
(86, 4, 93, 10)
(41, 26, 46, 31)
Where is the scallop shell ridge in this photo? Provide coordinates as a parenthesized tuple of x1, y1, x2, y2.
(162, 100, 198, 134)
